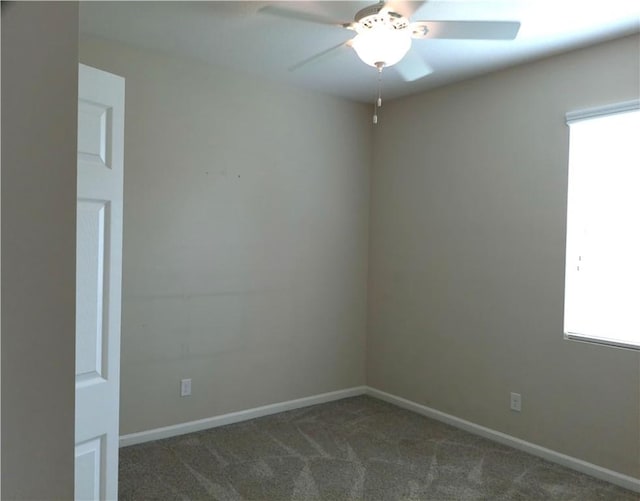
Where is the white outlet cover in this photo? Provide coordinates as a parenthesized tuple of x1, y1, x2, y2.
(510, 392, 522, 412)
(180, 379, 192, 397)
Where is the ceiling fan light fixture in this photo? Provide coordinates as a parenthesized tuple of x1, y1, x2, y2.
(351, 26, 411, 68)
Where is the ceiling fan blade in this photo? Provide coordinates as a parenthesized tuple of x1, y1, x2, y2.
(393, 48, 433, 82)
(289, 41, 351, 72)
(411, 20, 521, 40)
(259, 4, 345, 27)
(385, 1, 427, 19)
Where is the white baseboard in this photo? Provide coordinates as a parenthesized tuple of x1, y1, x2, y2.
(119, 386, 368, 448)
(366, 387, 640, 494)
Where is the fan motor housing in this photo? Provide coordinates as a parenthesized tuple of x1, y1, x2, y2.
(355, 5, 409, 31)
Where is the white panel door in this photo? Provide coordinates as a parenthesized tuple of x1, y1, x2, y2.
(75, 64, 125, 501)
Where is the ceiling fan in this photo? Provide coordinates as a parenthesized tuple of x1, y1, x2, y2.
(260, 1, 521, 81)
(260, 1, 520, 122)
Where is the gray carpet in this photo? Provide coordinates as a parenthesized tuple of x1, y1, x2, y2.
(119, 395, 638, 500)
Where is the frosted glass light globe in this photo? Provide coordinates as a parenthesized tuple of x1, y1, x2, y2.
(352, 27, 412, 68)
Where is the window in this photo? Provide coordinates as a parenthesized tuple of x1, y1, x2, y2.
(564, 100, 640, 350)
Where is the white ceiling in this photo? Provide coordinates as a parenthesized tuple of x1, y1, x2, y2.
(79, 1, 640, 103)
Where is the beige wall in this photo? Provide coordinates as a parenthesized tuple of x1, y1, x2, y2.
(1, 2, 78, 498)
(79, 38, 371, 435)
(368, 34, 640, 477)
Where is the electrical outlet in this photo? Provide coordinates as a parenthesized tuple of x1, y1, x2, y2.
(510, 392, 521, 412)
(180, 378, 192, 397)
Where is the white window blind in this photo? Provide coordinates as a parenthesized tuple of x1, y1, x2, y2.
(564, 100, 640, 350)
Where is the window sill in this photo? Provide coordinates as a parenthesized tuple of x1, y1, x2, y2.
(565, 332, 640, 351)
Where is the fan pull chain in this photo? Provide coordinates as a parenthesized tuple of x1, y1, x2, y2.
(373, 63, 384, 125)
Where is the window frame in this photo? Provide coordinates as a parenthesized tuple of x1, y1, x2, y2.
(563, 99, 640, 351)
